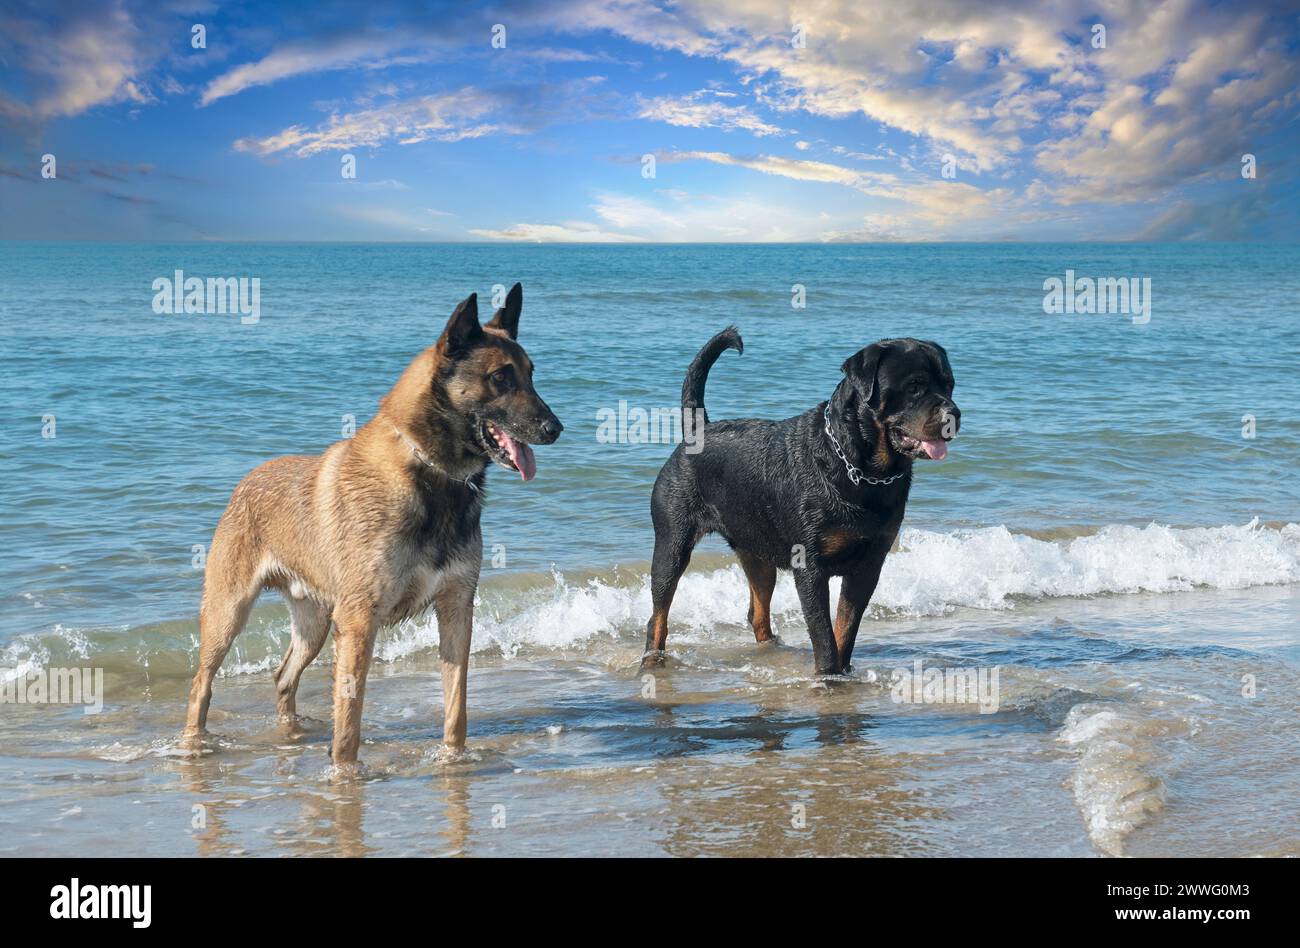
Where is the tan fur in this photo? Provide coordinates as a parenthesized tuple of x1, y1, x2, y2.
(646, 606, 671, 655)
(736, 550, 776, 643)
(819, 528, 863, 559)
(182, 341, 495, 767)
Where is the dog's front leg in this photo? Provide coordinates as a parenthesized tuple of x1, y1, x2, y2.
(434, 578, 476, 751)
(792, 567, 840, 675)
(331, 601, 378, 767)
(834, 547, 890, 672)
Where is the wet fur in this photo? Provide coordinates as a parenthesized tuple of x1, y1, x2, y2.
(182, 284, 561, 766)
(643, 327, 959, 675)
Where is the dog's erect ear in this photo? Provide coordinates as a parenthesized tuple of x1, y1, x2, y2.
(485, 282, 522, 340)
(842, 341, 890, 405)
(438, 293, 482, 356)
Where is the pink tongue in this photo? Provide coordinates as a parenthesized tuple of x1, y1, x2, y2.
(502, 434, 537, 482)
(921, 439, 948, 460)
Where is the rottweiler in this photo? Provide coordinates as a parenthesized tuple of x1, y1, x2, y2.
(642, 327, 958, 675)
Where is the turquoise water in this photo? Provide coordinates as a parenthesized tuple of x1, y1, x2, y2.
(2, 242, 1297, 642)
(1, 242, 1298, 857)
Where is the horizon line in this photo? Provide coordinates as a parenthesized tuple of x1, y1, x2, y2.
(4, 238, 1297, 246)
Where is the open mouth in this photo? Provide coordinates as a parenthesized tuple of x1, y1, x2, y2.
(889, 427, 949, 461)
(479, 420, 537, 481)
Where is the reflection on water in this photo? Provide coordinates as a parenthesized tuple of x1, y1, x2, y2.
(0, 584, 1295, 857)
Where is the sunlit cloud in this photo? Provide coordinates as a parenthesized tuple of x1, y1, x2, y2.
(0, 0, 1295, 241)
(638, 90, 788, 136)
(201, 31, 441, 106)
(469, 220, 646, 242)
(233, 88, 510, 157)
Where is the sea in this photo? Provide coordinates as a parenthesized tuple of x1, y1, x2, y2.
(0, 241, 1296, 856)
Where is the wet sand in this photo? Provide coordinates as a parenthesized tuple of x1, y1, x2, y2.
(2, 581, 1295, 858)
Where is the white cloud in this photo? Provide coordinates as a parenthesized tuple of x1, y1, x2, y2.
(3, 0, 1295, 241)
(469, 221, 646, 242)
(201, 32, 441, 107)
(668, 150, 899, 191)
(637, 90, 786, 136)
(567, 0, 1073, 169)
(198, 16, 623, 107)
(664, 149, 1023, 237)
(592, 193, 690, 232)
(479, 188, 904, 242)
(565, 0, 1300, 204)
(360, 178, 411, 191)
(597, 192, 828, 239)
(233, 89, 512, 157)
(0, 2, 164, 119)
(820, 215, 912, 242)
(231, 78, 612, 157)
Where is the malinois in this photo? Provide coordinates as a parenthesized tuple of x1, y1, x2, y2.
(182, 284, 561, 766)
(643, 327, 958, 675)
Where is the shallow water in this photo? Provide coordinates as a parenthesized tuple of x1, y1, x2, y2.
(1, 580, 1295, 857)
(0, 242, 1297, 856)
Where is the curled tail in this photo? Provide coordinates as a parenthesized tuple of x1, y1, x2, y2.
(682, 326, 743, 425)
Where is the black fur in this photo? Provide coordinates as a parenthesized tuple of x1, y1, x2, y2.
(643, 328, 960, 675)
(683, 325, 743, 424)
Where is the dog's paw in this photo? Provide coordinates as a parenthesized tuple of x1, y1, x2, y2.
(324, 759, 371, 782)
(171, 728, 213, 759)
(427, 743, 469, 764)
(638, 650, 667, 672)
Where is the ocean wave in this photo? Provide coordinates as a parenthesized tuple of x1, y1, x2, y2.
(1057, 700, 1194, 856)
(461, 518, 1300, 658)
(3, 520, 1296, 679)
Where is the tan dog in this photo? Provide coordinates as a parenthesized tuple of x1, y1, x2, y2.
(182, 284, 561, 767)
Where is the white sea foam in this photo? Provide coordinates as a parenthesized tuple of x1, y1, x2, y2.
(394, 518, 1300, 660)
(5, 521, 1298, 675)
(1057, 702, 1191, 856)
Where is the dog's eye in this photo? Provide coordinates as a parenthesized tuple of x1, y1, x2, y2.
(490, 367, 513, 387)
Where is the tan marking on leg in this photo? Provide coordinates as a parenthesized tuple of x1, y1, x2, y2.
(833, 593, 857, 656)
(647, 608, 669, 652)
(736, 550, 777, 644)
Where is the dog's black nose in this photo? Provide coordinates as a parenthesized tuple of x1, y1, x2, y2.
(540, 417, 563, 442)
(941, 403, 961, 435)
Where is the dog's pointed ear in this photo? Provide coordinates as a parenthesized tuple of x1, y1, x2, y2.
(842, 341, 889, 405)
(438, 293, 482, 356)
(485, 282, 522, 340)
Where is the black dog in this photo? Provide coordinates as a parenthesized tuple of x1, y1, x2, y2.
(642, 327, 959, 675)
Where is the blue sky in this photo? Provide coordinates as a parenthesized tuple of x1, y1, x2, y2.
(1, 0, 1297, 241)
